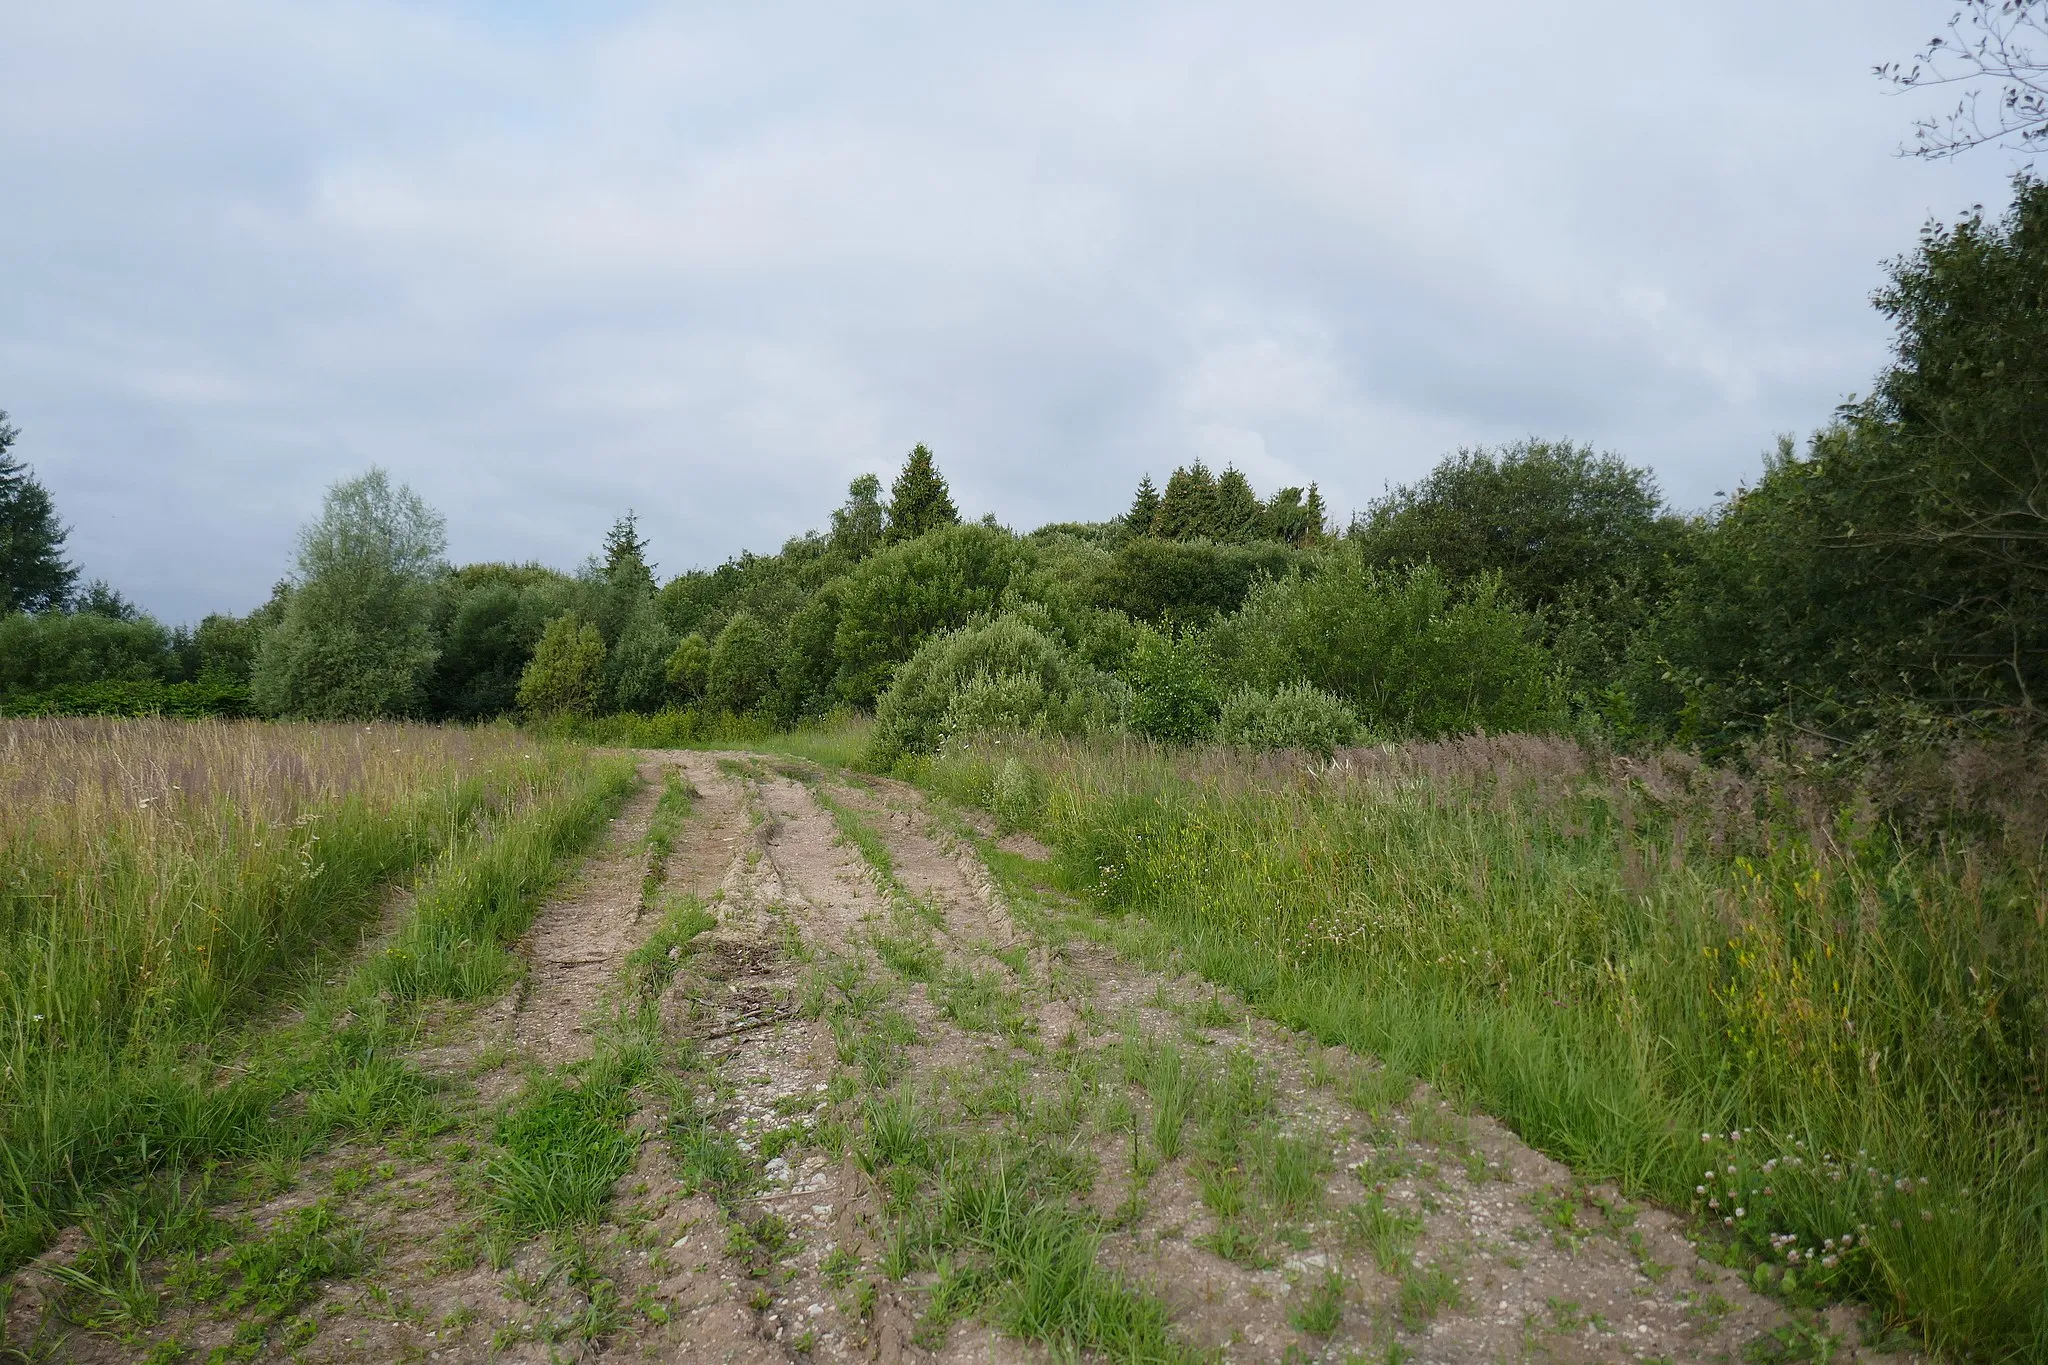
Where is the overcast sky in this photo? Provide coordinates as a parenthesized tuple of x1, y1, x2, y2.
(0, 2, 2030, 622)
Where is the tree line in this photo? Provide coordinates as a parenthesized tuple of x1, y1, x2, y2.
(4, 175, 2044, 760)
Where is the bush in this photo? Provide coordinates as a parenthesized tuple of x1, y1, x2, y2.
(1121, 624, 1216, 743)
(1089, 537, 1295, 625)
(517, 615, 606, 718)
(663, 633, 710, 701)
(0, 678, 251, 718)
(706, 612, 779, 715)
(0, 611, 175, 694)
(867, 613, 1121, 766)
(832, 524, 1023, 704)
(1215, 682, 1359, 756)
(939, 672, 1052, 747)
(1206, 551, 1563, 737)
(604, 613, 678, 714)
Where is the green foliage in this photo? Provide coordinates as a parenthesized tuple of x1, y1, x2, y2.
(0, 678, 251, 718)
(604, 612, 678, 714)
(1149, 461, 1218, 540)
(663, 631, 710, 700)
(773, 580, 844, 721)
(1261, 484, 1327, 546)
(1123, 475, 1161, 536)
(0, 412, 78, 614)
(884, 444, 961, 544)
(517, 614, 606, 718)
(832, 523, 1022, 704)
(0, 610, 175, 695)
(1089, 536, 1295, 625)
(867, 612, 1119, 765)
(1206, 550, 1564, 736)
(427, 565, 574, 720)
(830, 473, 887, 560)
(1351, 439, 1686, 613)
(1210, 466, 1263, 543)
(1638, 175, 2048, 742)
(1214, 681, 1359, 756)
(191, 611, 267, 684)
(1121, 624, 1217, 743)
(706, 610, 779, 714)
(250, 469, 447, 720)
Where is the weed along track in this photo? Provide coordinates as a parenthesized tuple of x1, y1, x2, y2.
(5, 749, 1916, 1364)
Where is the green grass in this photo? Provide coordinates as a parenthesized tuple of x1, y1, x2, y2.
(0, 726, 636, 1273)
(626, 895, 718, 999)
(485, 1060, 644, 1232)
(640, 765, 695, 907)
(1396, 1258, 1461, 1329)
(1288, 1266, 1345, 1335)
(922, 733, 2048, 1361)
(1342, 1193, 1423, 1274)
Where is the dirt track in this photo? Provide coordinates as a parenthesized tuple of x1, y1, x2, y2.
(7, 751, 1909, 1364)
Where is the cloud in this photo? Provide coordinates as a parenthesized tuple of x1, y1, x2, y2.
(0, 0, 2025, 619)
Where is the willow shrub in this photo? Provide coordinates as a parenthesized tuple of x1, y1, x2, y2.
(925, 733, 2047, 1361)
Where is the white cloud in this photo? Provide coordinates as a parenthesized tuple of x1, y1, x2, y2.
(0, 0, 2027, 619)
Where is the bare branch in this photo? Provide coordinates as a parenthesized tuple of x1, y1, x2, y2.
(1877, 1, 2048, 158)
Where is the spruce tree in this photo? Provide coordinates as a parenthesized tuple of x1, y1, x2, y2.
(601, 511, 655, 593)
(1263, 487, 1310, 544)
(0, 411, 78, 614)
(1210, 466, 1263, 542)
(1151, 462, 1218, 540)
(1124, 475, 1162, 536)
(884, 444, 961, 543)
(1302, 483, 1328, 543)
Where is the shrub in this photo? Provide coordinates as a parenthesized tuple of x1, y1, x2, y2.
(831, 523, 1023, 704)
(0, 611, 175, 694)
(1089, 537, 1295, 625)
(1121, 624, 1216, 743)
(517, 615, 606, 717)
(706, 611, 778, 715)
(604, 613, 678, 714)
(867, 613, 1120, 766)
(1215, 682, 1359, 756)
(940, 672, 1052, 747)
(1206, 551, 1563, 737)
(0, 678, 251, 718)
(664, 632, 710, 701)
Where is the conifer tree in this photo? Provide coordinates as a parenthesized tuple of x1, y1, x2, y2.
(1264, 487, 1310, 544)
(1152, 462, 1218, 540)
(1302, 483, 1328, 543)
(1210, 466, 1263, 543)
(601, 511, 655, 592)
(0, 411, 78, 614)
(1124, 475, 1162, 536)
(884, 444, 961, 543)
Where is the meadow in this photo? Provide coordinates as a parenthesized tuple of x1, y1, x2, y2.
(921, 731, 2048, 1361)
(0, 718, 633, 1269)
